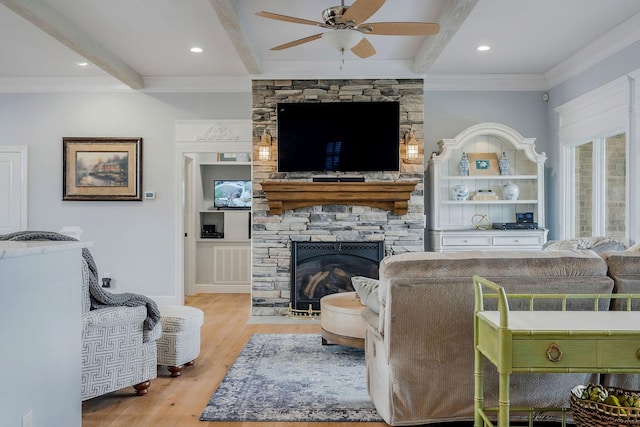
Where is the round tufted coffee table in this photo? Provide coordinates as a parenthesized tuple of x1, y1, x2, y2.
(320, 291, 366, 349)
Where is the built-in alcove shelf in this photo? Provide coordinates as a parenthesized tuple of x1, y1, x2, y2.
(261, 181, 418, 215)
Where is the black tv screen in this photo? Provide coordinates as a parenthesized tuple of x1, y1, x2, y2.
(277, 102, 400, 172)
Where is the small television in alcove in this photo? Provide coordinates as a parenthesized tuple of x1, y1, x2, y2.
(276, 101, 400, 172)
(213, 180, 252, 209)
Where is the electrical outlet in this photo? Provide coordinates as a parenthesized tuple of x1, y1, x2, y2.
(22, 411, 33, 427)
(101, 272, 112, 287)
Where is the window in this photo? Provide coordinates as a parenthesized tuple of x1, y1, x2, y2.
(572, 134, 626, 240)
(556, 73, 638, 243)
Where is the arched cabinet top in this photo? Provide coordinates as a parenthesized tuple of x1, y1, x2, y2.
(431, 122, 546, 165)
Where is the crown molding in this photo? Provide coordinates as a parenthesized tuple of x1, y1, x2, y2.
(0, 76, 131, 93)
(0, 75, 252, 93)
(545, 12, 640, 89)
(424, 74, 547, 91)
(142, 76, 251, 92)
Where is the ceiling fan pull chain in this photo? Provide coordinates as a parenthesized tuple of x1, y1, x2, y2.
(340, 48, 345, 70)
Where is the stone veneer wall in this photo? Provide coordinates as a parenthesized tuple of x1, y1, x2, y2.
(251, 79, 425, 316)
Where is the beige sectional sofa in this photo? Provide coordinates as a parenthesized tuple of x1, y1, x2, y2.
(361, 249, 618, 426)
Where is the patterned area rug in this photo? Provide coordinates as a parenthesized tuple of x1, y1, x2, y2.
(200, 333, 382, 422)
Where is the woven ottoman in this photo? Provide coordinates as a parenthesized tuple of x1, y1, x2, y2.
(157, 305, 204, 377)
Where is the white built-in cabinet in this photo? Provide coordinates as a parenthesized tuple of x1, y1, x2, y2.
(428, 123, 548, 252)
(196, 155, 251, 291)
(175, 120, 252, 293)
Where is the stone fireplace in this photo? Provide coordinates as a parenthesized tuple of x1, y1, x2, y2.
(251, 78, 426, 317)
(290, 241, 384, 313)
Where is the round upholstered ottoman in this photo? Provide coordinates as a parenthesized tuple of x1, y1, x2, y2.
(157, 305, 204, 377)
(320, 291, 366, 349)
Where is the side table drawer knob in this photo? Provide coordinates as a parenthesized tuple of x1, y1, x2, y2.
(547, 343, 563, 362)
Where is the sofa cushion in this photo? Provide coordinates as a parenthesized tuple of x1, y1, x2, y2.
(379, 249, 609, 280)
(351, 276, 380, 313)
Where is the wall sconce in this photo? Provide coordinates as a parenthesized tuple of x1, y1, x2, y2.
(258, 129, 272, 161)
(404, 130, 419, 160)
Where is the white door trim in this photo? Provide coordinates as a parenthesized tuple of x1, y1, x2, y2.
(0, 146, 28, 233)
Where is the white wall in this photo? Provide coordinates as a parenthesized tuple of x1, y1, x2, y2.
(425, 39, 640, 243)
(546, 41, 640, 241)
(1, 41, 637, 300)
(0, 91, 250, 301)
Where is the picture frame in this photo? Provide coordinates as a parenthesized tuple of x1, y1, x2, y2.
(467, 152, 499, 176)
(218, 152, 237, 162)
(63, 137, 143, 201)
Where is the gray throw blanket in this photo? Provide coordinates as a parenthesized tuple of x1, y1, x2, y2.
(0, 230, 160, 330)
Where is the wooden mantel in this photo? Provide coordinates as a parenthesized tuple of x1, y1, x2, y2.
(261, 181, 418, 215)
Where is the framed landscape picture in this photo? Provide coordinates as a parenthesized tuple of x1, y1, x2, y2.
(467, 152, 499, 176)
(63, 137, 143, 201)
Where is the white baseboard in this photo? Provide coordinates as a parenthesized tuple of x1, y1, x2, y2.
(149, 284, 250, 306)
(193, 283, 251, 294)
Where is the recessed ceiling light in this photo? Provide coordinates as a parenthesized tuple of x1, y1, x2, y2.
(76, 61, 89, 67)
(477, 45, 491, 52)
(190, 47, 203, 53)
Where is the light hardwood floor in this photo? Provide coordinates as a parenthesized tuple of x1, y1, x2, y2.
(81, 293, 393, 427)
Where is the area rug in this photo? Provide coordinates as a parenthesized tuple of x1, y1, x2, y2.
(199, 333, 382, 422)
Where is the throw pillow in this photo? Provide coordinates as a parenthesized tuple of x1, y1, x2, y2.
(627, 243, 640, 252)
(351, 276, 380, 314)
(543, 236, 626, 254)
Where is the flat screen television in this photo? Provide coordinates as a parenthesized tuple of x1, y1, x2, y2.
(277, 101, 400, 172)
(213, 180, 252, 209)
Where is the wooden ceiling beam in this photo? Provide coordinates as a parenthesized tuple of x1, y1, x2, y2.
(0, 0, 144, 89)
(208, 0, 262, 75)
(413, 0, 479, 74)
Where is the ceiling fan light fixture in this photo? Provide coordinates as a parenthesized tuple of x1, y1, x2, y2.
(322, 29, 363, 51)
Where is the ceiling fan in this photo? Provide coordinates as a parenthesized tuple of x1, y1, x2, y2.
(256, 0, 440, 59)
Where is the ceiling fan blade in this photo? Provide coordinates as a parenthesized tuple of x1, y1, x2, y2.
(256, 11, 323, 27)
(363, 22, 440, 36)
(351, 37, 376, 58)
(270, 33, 323, 51)
(342, 0, 386, 25)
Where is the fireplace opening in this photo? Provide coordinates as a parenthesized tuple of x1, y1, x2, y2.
(290, 241, 384, 314)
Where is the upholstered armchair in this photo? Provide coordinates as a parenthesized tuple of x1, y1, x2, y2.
(0, 230, 162, 401)
(81, 259, 162, 400)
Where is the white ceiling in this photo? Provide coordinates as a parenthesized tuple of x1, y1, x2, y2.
(1, 0, 640, 92)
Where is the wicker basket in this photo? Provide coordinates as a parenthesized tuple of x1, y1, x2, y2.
(570, 387, 640, 427)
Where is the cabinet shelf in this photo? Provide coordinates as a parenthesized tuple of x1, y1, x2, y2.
(443, 199, 537, 205)
(199, 208, 251, 213)
(441, 175, 537, 180)
(199, 161, 251, 166)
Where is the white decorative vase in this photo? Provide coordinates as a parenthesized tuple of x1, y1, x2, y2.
(502, 182, 520, 200)
(451, 184, 469, 201)
(499, 151, 510, 175)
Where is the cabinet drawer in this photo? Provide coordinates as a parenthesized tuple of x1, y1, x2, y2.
(493, 235, 543, 246)
(513, 339, 640, 370)
(600, 340, 640, 368)
(442, 235, 492, 246)
(512, 339, 597, 369)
